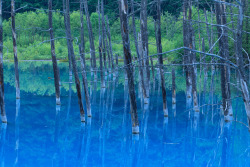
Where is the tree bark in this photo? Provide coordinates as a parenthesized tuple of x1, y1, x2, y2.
(140, 0, 150, 101)
(0, 0, 6, 123)
(83, 0, 96, 73)
(155, 0, 168, 117)
(62, 0, 72, 79)
(130, 0, 147, 100)
(215, 1, 233, 121)
(48, 0, 61, 105)
(64, 0, 85, 122)
(80, 0, 91, 117)
(119, 0, 139, 134)
(97, 0, 104, 87)
(235, 0, 250, 131)
(101, 0, 107, 76)
(11, 0, 20, 99)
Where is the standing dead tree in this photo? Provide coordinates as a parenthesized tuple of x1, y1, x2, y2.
(140, 0, 150, 104)
(80, 0, 91, 117)
(235, 0, 250, 131)
(62, 0, 72, 79)
(98, 0, 104, 88)
(83, 0, 97, 77)
(215, 1, 233, 121)
(11, 0, 20, 99)
(130, 0, 147, 101)
(48, 0, 61, 105)
(119, 0, 139, 134)
(0, 0, 6, 123)
(155, 0, 168, 117)
(101, 0, 107, 76)
(183, 0, 192, 107)
(64, 0, 85, 122)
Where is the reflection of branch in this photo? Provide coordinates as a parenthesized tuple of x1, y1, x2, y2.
(232, 120, 249, 130)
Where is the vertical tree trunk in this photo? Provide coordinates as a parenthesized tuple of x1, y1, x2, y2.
(130, 0, 147, 100)
(48, 0, 61, 105)
(98, 0, 104, 88)
(105, 16, 115, 74)
(64, 0, 85, 122)
(183, 0, 192, 107)
(140, 0, 150, 101)
(62, 0, 72, 79)
(83, 0, 96, 75)
(235, 0, 250, 131)
(155, 0, 168, 117)
(172, 68, 176, 105)
(80, 0, 91, 117)
(215, 1, 233, 121)
(188, 0, 199, 112)
(11, 0, 20, 99)
(0, 0, 6, 123)
(119, 0, 139, 134)
(101, 0, 107, 76)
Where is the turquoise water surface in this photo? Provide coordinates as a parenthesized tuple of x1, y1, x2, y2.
(0, 62, 249, 167)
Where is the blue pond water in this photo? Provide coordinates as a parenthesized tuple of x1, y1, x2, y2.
(0, 62, 250, 167)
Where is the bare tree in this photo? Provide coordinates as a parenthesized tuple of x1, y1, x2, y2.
(0, 0, 6, 123)
(119, 0, 139, 134)
(11, 0, 20, 99)
(64, 0, 85, 122)
(215, 1, 233, 121)
(48, 0, 61, 105)
(155, 0, 168, 116)
(83, 0, 97, 76)
(80, 0, 91, 117)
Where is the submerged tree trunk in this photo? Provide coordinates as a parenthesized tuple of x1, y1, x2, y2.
(98, 0, 104, 87)
(155, 0, 168, 117)
(0, 0, 6, 123)
(183, 0, 192, 107)
(80, 0, 91, 117)
(130, 0, 147, 100)
(83, 0, 96, 75)
(101, 0, 107, 76)
(65, 0, 85, 122)
(140, 0, 150, 102)
(119, 0, 139, 134)
(48, 0, 61, 105)
(11, 0, 20, 99)
(235, 0, 250, 131)
(215, 1, 233, 121)
(62, 0, 72, 79)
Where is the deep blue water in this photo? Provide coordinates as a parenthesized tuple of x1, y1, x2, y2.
(0, 62, 250, 167)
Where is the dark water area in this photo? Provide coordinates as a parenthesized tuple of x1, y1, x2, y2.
(0, 62, 249, 166)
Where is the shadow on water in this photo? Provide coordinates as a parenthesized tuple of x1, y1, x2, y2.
(0, 62, 249, 166)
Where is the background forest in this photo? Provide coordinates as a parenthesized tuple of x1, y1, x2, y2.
(1, 0, 249, 62)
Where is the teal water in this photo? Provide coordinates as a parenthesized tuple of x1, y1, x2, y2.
(0, 62, 249, 167)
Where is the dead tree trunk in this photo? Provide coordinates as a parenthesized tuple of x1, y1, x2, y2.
(48, 0, 61, 105)
(119, 0, 139, 134)
(172, 68, 176, 105)
(62, 0, 72, 79)
(215, 1, 233, 121)
(140, 0, 150, 101)
(0, 0, 6, 123)
(183, 0, 192, 107)
(11, 0, 20, 99)
(105, 16, 115, 74)
(83, 0, 96, 77)
(188, 1, 199, 112)
(98, 0, 104, 88)
(235, 0, 250, 131)
(64, 0, 85, 122)
(101, 0, 107, 76)
(80, 0, 91, 117)
(130, 0, 147, 100)
(155, 0, 168, 117)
